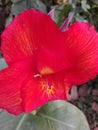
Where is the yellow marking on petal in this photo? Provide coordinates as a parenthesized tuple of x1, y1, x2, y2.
(41, 79, 55, 97)
(40, 67, 53, 75)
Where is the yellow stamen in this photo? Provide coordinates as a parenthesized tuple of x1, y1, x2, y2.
(41, 79, 55, 97)
(40, 67, 53, 75)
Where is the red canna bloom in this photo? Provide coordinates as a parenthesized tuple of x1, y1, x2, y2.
(0, 9, 71, 115)
(0, 9, 98, 115)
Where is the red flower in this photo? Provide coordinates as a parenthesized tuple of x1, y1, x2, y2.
(0, 9, 98, 115)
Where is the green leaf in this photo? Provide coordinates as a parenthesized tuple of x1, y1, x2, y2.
(28, 0, 47, 12)
(0, 101, 90, 130)
(0, 111, 24, 130)
(37, 100, 90, 130)
(11, 0, 47, 16)
(7, 0, 47, 25)
(81, 0, 90, 12)
(54, 4, 72, 26)
(0, 58, 7, 70)
(5, 14, 13, 26)
(11, 1, 27, 16)
(75, 14, 87, 22)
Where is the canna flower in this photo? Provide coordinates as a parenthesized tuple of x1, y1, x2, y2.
(0, 9, 98, 115)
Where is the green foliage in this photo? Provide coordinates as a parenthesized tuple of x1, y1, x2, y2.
(4, 0, 98, 30)
(69, 0, 98, 29)
(0, 58, 7, 70)
(11, 0, 47, 16)
(81, 0, 90, 12)
(0, 101, 90, 130)
(54, 4, 72, 26)
(6, 0, 47, 25)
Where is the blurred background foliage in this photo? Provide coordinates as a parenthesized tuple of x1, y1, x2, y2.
(0, 0, 98, 32)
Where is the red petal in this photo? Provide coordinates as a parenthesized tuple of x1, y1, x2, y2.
(0, 59, 33, 115)
(1, 9, 64, 66)
(64, 22, 98, 85)
(35, 43, 71, 75)
(2, 9, 70, 74)
(21, 72, 71, 113)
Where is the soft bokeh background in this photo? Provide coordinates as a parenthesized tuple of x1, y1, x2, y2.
(0, 0, 98, 130)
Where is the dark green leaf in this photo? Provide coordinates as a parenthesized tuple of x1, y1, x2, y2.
(54, 4, 72, 26)
(28, 0, 47, 12)
(11, 0, 47, 16)
(11, 1, 27, 16)
(5, 14, 13, 26)
(75, 14, 87, 22)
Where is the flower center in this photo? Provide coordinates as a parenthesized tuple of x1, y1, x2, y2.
(40, 67, 53, 75)
(41, 78, 55, 98)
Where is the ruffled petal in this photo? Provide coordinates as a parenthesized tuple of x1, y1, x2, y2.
(21, 72, 71, 113)
(1, 9, 65, 67)
(0, 59, 34, 115)
(2, 9, 70, 74)
(64, 21, 98, 85)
